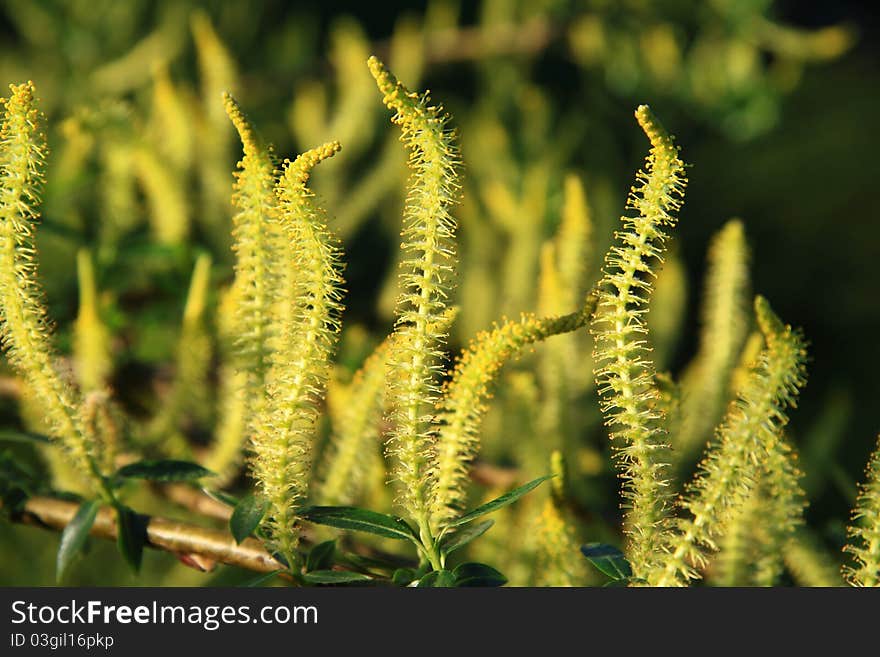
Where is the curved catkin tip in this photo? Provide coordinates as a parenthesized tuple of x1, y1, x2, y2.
(367, 55, 392, 91)
(635, 104, 673, 148)
(755, 295, 785, 339)
(223, 92, 261, 155)
(283, 141, 342, 187)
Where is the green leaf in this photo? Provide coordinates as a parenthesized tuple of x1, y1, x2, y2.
(116, 460, 214, 482)
(0, 429, 52, 445)
(115, 505, 147, 573)
(440, 519, 494, 556)
(453, 562, 507, 587)
(392, 568, 418, 586)
(238, 570, 283, 587)
(447, 476, 552, 528)
(417, 570, 456, 587)
(299, 506, 418, 542)
(56, 499, 100, 582)
(306, 540, 336, 572)
(201, 488, 239, 507)
(0, 451, 39, 512)
(230, 495, 269, 544)
(580, 543, 632, 580)
(302, 570, 373, 585)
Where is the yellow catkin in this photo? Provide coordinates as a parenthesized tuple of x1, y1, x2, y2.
(590, 105, 687, 579)
(843, 435, 880, 586)
(430, 292, 598, 529)
(654, 296, 807, 586)
(533, 451, 588, 586)
(248, 142, 344, 564)
(647, 249, 687, 371)
(132, 145, 189, 245)
(318, 337, 392, 506)
(223, 93, 280, 429)
(368, 56, 459, 544)
(676, 219, 750, 460)
(191, 10, 237, 249)
(150, 64, 193, 173)
(73, 249, 112, 393)
(783, 529, 843, 587)
(0, 82, 107, 497)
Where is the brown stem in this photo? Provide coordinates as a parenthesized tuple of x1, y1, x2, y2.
(6, 495, 284, 574)
(156, 483, 233, 522)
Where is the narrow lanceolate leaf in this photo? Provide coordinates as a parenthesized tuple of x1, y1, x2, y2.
(844, 435, 880, 587)
(115, 504, 147, 572)
(115, 460, 214, 483)
(56, 499, 100, 582)
(302, 570, 373, 585)
(653, 296, 807, 586)
(299, 506, 419, 543)
(429, 293, 598, 530)
(447, 476, 553, 528)
(440, 520, 494, 556)
(368, 56, 459, 531)
(590, 105, 687, 579)
(0, 82, 104, 495)
(0, 430, 51, 444)
(247, 141, 344, 564)
(229, 494, 269, 544)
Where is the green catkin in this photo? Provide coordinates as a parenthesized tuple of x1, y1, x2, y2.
(81, 390, 122, 477)
(677, 219, 750, 460)
(844, 434, 880, 586)
(223, 93, 279, 429)
(73, 249, 112, 393)
(751, 434, 806, 585)
(248, 142, 344, 565)
(653, 296, 807, 586)
(729, 330, 764, 396)
(430, 294, 599, 529)
(367, 55, 459, 551)
(714, 486, 760, 586)
(590, 105, 687, 579)
(318, 337, 391, 506)
(784, 528, 844, 587)
(716, 432, 807, 586)
(0, 82, 107, 498)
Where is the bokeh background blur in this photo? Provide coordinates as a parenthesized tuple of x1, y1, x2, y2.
(0, 0, 878, 585)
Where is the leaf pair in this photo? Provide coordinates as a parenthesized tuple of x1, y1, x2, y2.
(56, 458, 213, 581)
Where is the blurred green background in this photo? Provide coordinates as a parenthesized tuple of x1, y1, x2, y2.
(0, 0, 878, 585)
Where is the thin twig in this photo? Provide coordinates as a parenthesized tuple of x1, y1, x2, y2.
(6, 495, 284, 574)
